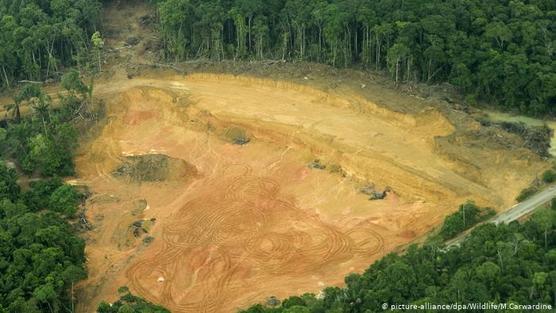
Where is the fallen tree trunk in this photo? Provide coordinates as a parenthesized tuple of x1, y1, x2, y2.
(18, 80, 43, 84)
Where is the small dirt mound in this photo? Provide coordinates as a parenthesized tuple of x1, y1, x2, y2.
(113, 218, 156, 250)
(360, 184, 392, 200)
(223, 126, 250, 145)
(131, 199, 148, 216)
(308, 159, 326, 170)
(113, 154, 197, 182)
(131, 218, 155, 237)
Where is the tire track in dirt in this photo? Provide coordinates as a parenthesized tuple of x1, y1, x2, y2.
(124, 161, 386, 312)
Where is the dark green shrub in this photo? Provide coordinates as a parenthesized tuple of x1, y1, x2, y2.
(23, 177, 64, 211)
(439, 202, 495, 240)
(0, 163, 19, 201)
(49, 185, 80, 216)
(542, 169, 556, 184)
(516, 186, 539, 202)
(97, 289, 170, 313)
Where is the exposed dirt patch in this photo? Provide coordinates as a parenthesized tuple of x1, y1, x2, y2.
(72, 73, 548, 313)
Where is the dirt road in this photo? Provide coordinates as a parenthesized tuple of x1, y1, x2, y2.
(493, 185, 556, 224)
(445, 185, 556, 247)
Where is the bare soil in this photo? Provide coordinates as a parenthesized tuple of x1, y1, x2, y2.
(71, 72, 548, 313)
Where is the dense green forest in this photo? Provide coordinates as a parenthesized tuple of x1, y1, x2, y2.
(0, 72, 89, 312)
(0, 0, 102, 87)
(240, 204, 556, 313)
(0, 70, 91, 177)
(153, 0, 556, 115)
(0, 165, 86, 313)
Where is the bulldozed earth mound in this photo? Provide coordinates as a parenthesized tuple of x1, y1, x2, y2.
(113, 154, 197, 182)
(73, 73, 548, 313)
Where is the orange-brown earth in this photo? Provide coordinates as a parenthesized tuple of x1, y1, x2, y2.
(72, 73, 546, 313)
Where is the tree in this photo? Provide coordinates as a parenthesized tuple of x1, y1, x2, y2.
(91, 31, 104, 72)
(387, 42, 410, 85)
(532, 272, 549, 300)
(484, 22, 512, 50)
(533, 208, 555, 250)
(27, 134, 60, 175)
(253, 17, 269, 59)
(475, 261, 500, 290)
(60, 70, 90, 119)
(542, 170, 556, 184)
(10, 84, 39, 123)
(82, 30, 105, 104)
(61, 70, 89, 98)
(0, 163, 19, 201)
(49, 185, 80, 216)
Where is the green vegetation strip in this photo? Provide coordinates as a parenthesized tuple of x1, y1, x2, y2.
(97, 287, 170, 313)
(437, 202, 495, 241)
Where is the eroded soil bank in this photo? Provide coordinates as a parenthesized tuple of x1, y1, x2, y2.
(70, 72, 548, 313)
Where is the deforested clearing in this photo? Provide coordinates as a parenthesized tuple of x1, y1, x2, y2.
(71, 72, 547, 313)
